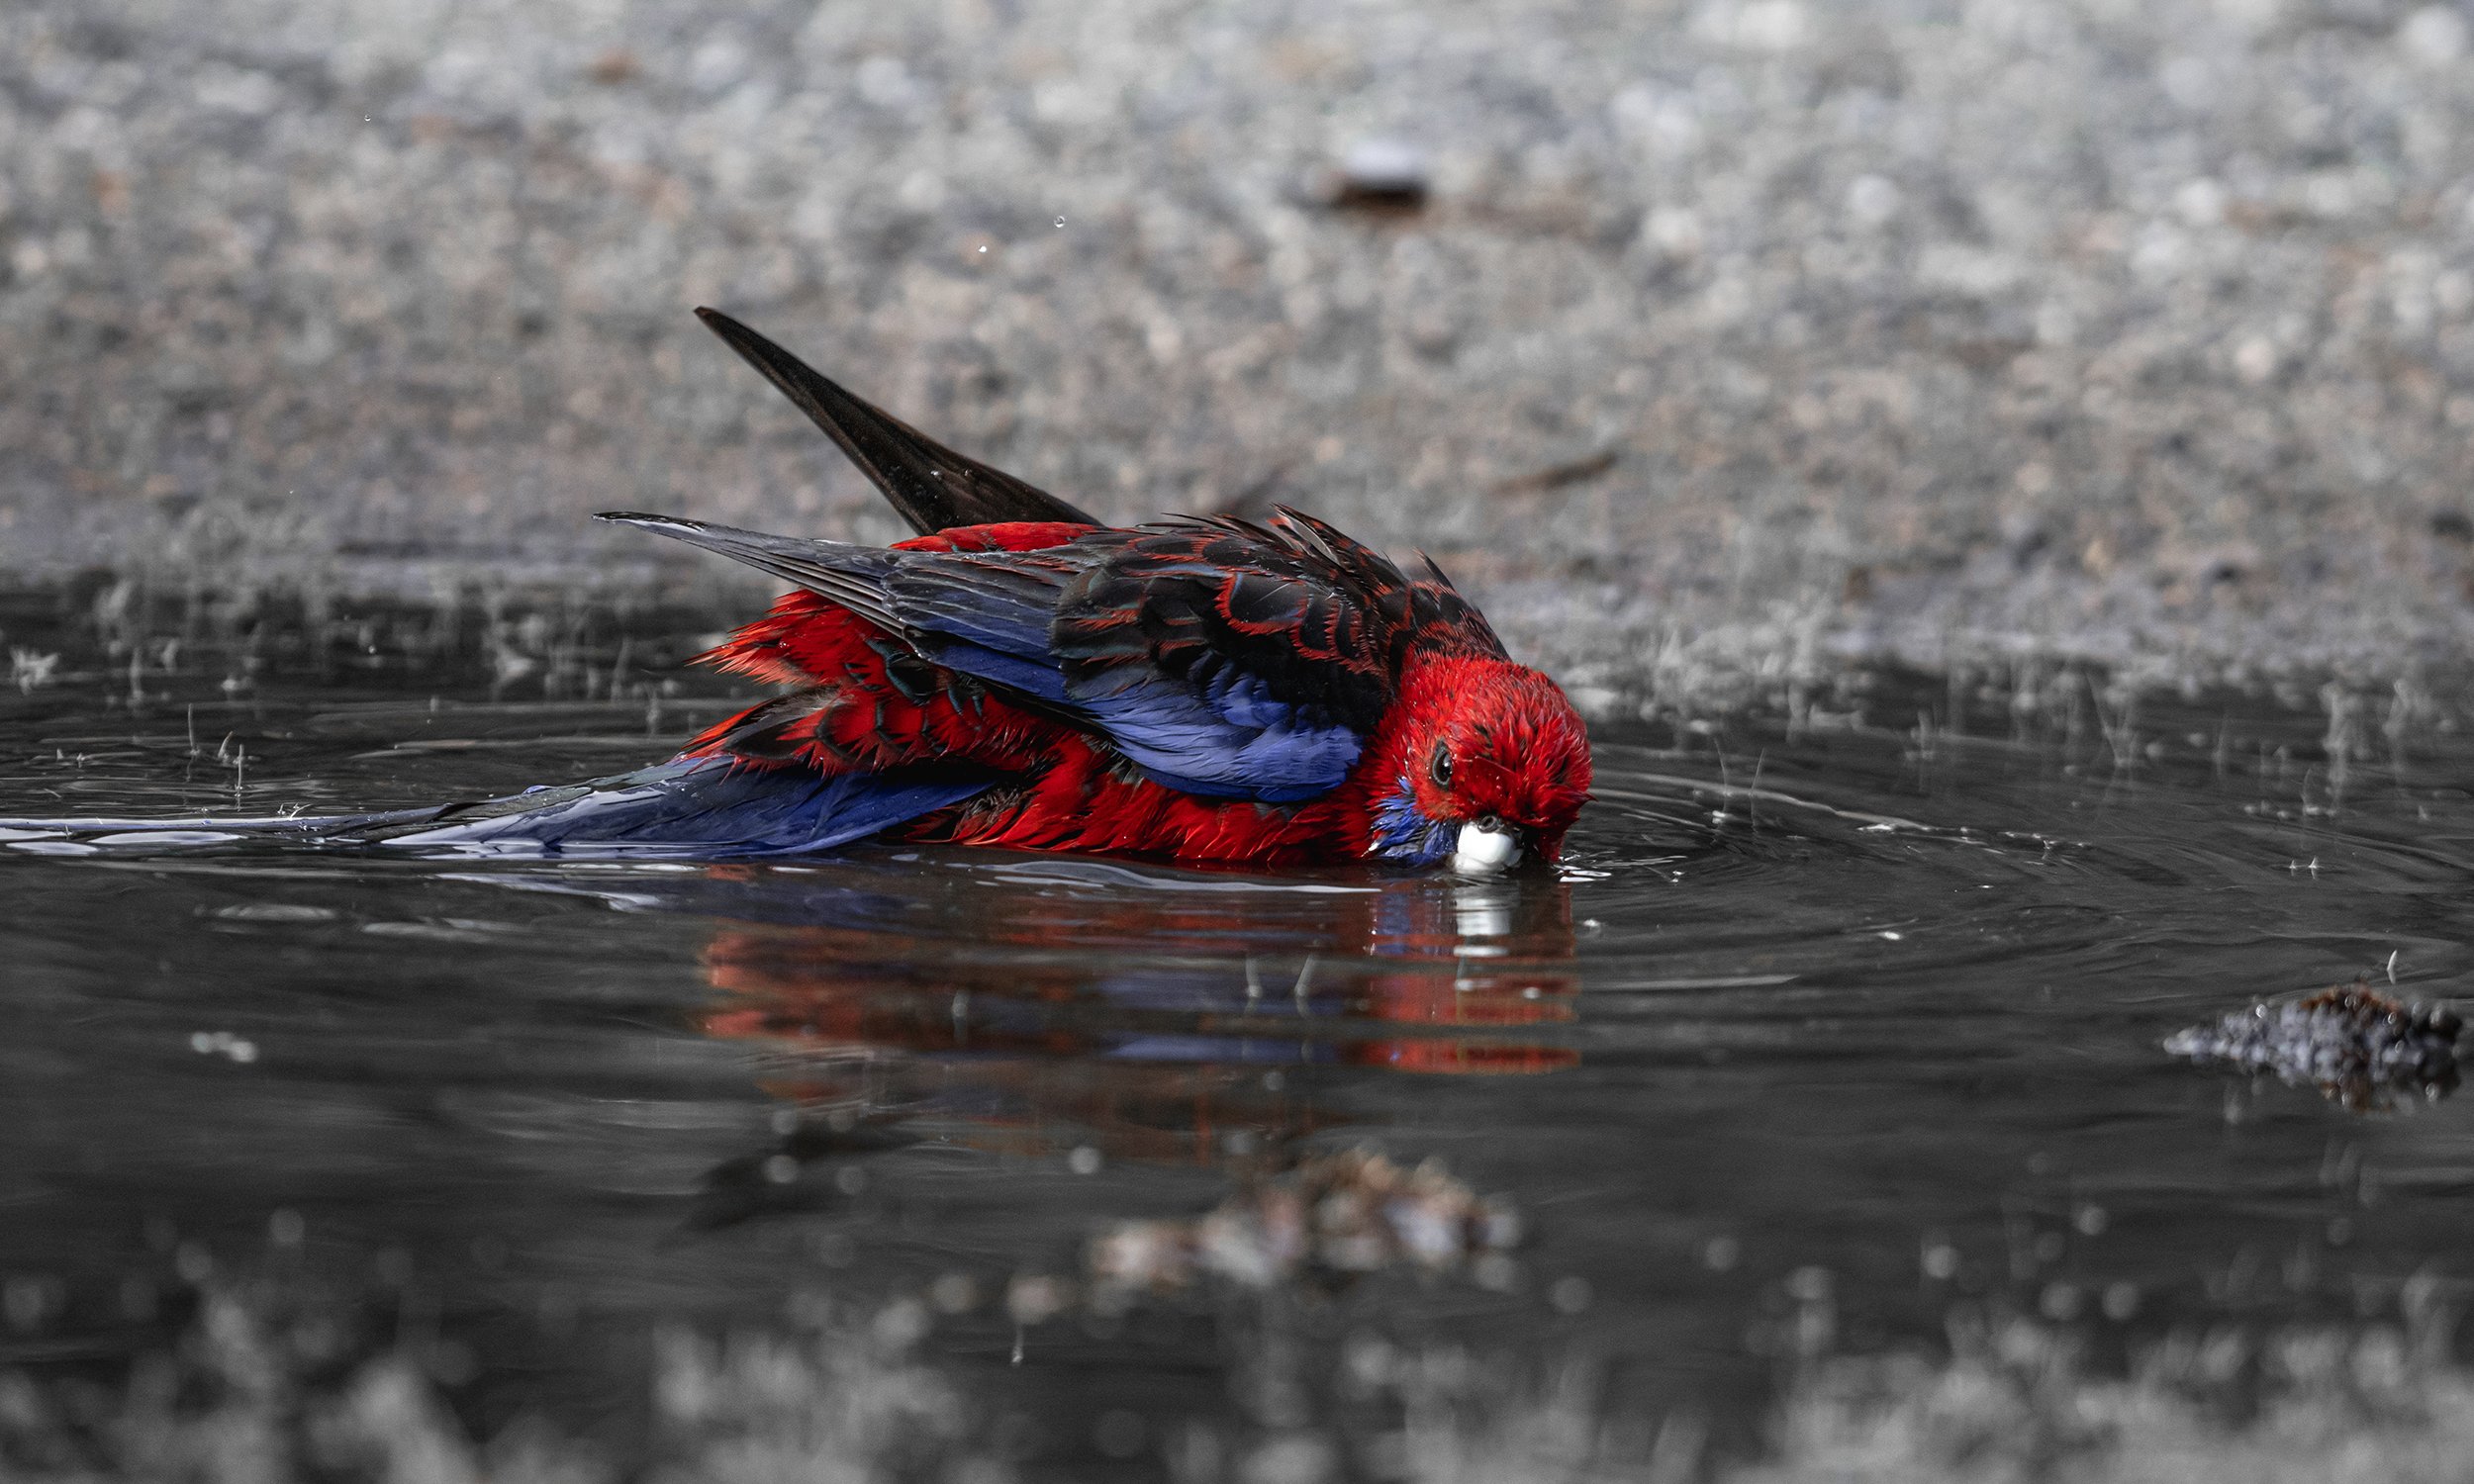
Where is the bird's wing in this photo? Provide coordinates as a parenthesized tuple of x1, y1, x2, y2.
(885, 509, 1506, 801)
(695, 308, 1100, 534)
(604, 508, 1500, 803)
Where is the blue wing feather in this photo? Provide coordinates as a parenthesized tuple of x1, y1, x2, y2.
(382, 756, 991, 859)
(886, 541, 1372, 800)
(1071, 671, 1364, 801)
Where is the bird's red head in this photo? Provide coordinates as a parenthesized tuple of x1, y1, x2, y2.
(1387, 653, 1593, 864)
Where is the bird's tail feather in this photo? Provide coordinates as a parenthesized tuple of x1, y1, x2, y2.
(381, 756, 992, 858)
(0, 757, 992, 860)
(692, 307, 1098, 535)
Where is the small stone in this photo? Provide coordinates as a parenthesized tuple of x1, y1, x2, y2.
(2400, 6, 2468, 64)
(1317, 139, 1430, 214)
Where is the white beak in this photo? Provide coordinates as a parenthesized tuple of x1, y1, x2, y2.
(1452, 820, 1524, 875)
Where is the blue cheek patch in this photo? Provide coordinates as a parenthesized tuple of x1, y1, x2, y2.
(1370, 774, 1456, 865)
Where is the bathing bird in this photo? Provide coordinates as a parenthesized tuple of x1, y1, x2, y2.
(389, 310, 1592, 873)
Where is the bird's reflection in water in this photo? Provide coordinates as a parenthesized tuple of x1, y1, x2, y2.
(641, 858, 1583, 1170)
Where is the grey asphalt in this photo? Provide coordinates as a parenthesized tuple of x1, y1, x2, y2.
(5, 0, 2473, 708)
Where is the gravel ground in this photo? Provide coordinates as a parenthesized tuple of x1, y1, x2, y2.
(6, 0, 2474, 706)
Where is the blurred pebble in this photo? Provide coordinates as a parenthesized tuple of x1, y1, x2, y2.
(2040, 1282, 2083, 1321)
(1005, 1273, 1074, 1325)
(1321, 139, 1430, 213)
(928, 1273, 979, 1313)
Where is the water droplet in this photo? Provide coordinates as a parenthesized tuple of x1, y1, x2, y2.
(978, 244, 988, 253)
(1055, 216, 1066, 228)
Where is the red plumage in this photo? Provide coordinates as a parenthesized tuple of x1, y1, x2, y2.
(622, 312, 1593, 872)
(672, 534, 1590, 868)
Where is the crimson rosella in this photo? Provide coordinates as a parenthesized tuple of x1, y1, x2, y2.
(371, 311, 1592, 871)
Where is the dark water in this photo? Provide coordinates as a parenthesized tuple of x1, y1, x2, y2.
(3, 588, 2471, 1476)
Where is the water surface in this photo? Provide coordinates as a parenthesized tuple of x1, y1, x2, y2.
(3, 589, 2470, 1475)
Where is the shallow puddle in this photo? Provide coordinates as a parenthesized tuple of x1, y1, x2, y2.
(1, 589, 2469, 1476)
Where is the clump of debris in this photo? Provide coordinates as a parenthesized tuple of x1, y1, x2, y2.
(1088, 1148, 1520, 1296)
(2164, 979, 2463, 1111)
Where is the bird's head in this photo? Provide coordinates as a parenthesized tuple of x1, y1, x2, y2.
(1386, 653, 1593, 874)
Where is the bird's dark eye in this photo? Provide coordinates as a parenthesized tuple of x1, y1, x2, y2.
(1429, 742, 1455, 789)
